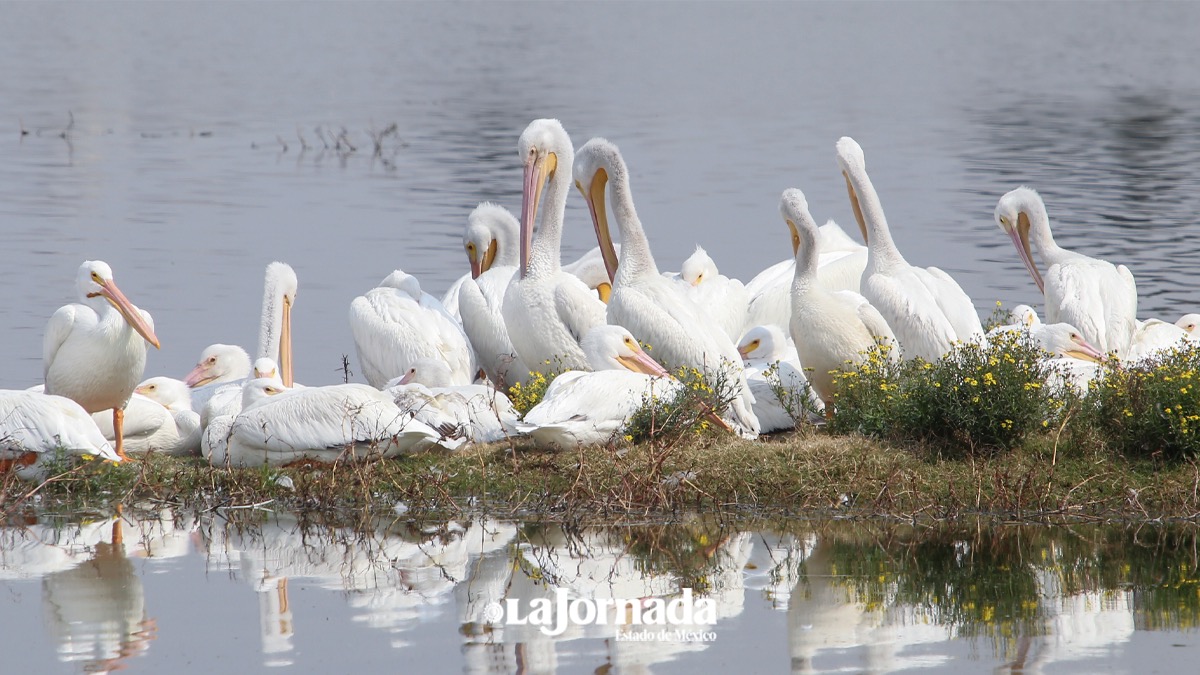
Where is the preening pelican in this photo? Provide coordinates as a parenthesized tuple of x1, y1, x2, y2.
(837, 137, 983, 361)
(209, 380, 460, 467)
(737, 324, 824, 431)
(782, 188, 898, 412)
(442, 201, 519, 319)
(258, 262, 297, 386)
(43, 260, 161, 460)
(745, 219, 867, 331)
(385, 359, 520, 445)
(995, 187, 1138, 357)
(457, 203, 530, 388)
(501, 119, 607, 373)
(516, 325, 680, 449)
(350, 269, 477, 388)
(92, 377, 201, 456)
(673, 246, 750, 341)
(0, 390, 120, 478)
(574, 137, 760, 438)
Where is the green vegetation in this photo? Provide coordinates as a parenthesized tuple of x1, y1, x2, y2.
(1087, 341, 1200, 458)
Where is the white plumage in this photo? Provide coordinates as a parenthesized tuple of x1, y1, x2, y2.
(837, 137, 983, 362)
(574, 136, 760, 438)
(737, 324, 824, 431)
(0, 390, 120, 478)
(673, 246, 750, 341)
(442, 200, 519, 319)
(350, 269, 478, 388)
(995, 186, 1138, 358)
(385, 359, 520, 446)
(257, 262, 298, 386)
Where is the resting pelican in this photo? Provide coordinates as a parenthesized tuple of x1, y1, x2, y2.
(0, 390, 120, 478)
(985, 303, 1043, 339)
(516, 325, 680, 449)
(350, 269, 478, 388)
(673, 246, 750, 341)
(782, 188, 898, 412)
(737, 324, 824, 431)
(92, 377, 201, 456)
(575, 137, 760, 437)
(44, 260, 161, 460)
(994, 187, 1138, 357)
(1176, 314, 1200, 336)
(1028, 322, 1106, 393)
(258, 262, 297, 386)
(442, 201, 519, 319)
(184, 343, 252, 414)
(457, 203, 530, 387)
(745, 219, 867, 330)
(199, 357, 286, 432)
(385, 359, 520, 445)
(1125, 319, 1192, 363)
(209, 379, 460, 467)
(501, 119, 607, 373)
(837, 137, 983, 361)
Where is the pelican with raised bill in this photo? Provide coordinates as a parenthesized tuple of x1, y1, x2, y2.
(43, 261, 161, 460)
(837, 137, 983, 362)
(258, 262, 297, 386)
(994, 186, 1138, 358)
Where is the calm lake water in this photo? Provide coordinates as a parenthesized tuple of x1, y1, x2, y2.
(3, 3, 1200, 672)
(1, 509, 1198, 674)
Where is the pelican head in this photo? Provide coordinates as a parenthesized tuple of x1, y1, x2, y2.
(518, 118, 573, 278)
(1176, 314, 1200, 335)
(260, 262, 297, 387)
(394, 358, 454, 388)
(834, 137, 870, 244)
(779, 188, 820, 271)
(680, 246, 717, 287)
(135, 377, 193, 413)
(581, 325, 668, 376)
(737, 324, 789, 363)
(1036, 323, 1104, 362)
(242, 377, 289, 409)
(464, 202, 517, 279)
(253, 357, 282, 382)
(573, 137, 623, 284)
(78, 260, 160, 349)
(184, 343, 251, 387)
(995, 187, 1047, 294)
(1009, 304, 1041, 328)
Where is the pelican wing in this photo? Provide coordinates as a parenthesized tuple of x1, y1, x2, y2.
(350, 287, 477, 388)
(0, 391, 116, 461)
(553, 276, 607, 344)
(847, 293, 898, 345)
(921, 266, 984, 343)
(1044, 261, 1130, 355)
(459, 267, 527, 386)
(863, 269, 959, 362)
(42, 305, 80, 385)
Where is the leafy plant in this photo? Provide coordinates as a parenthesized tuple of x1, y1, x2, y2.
(625, 364, 738, 445)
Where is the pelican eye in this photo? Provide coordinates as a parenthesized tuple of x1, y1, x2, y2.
(91, 271, 102, 281)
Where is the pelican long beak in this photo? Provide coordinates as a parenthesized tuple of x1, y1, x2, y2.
(616, 345, 670, 377)
(481, 239, 498, 276)
(520, 152, 556, 278)
(397, 369, 416, 385)
(468, 250, 482, 280)
(843, 171, 869, 245)
(100, 280, 160, 349)
(596, 281, 612, 304)
(581, 168, 619, 284)
(280, 296, 293, 387)
(1066, 336, 1104, 363)
(1009, 212, 1045, 294)
(786, 219, 801, 258)
(184, 363, 215, 388)
(737, 340, 758, 361)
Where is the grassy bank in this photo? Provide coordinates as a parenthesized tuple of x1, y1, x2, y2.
(4, 427, 1198, 522)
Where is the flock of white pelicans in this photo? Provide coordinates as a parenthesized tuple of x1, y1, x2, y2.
(3, 119, 1197, 479)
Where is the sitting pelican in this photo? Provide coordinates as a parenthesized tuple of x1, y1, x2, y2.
(349, 269, 477, 388)
(0, 390, 121, 478)
(736, 324, 824, 431)
(673, 246, 750, 341)
(385, 359, 520, 445)
(183, 343, 252, 414)
(457, 203, 530, 387)
(574, 136, 760, 438)
(92, 377, 201, 456)
(442, 201, 519, 319)
(837, 137, 983, 361)
(501, 119, 607, 373)
(516, 325, 680, 449)
(44, 261, 161, 460)
(782, 188, 898, 413)
(1176, 314, 1200, 336)
(1125, 319, 1192, 363)
(994, 186, 1137, 357)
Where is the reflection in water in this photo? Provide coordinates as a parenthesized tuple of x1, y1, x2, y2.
(2, 514, 1199, 673)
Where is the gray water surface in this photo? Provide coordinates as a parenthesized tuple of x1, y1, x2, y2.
(2, 2, 1199, 388)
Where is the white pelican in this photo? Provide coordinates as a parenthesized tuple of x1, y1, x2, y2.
(837, 137, 983, 361)
(258, 262, 297, 386)
(1176, 314, 1200, 337)
(1125, 319, 1192, 363)
(92, 377, 201, 456)
(457, 203, 530, 388)
(782, 188, 898, 413)
(442, 201, 519, 319)
(737, 324, 824, 431)
(184, 343, 252, 414)
(515, 325, 680, 449)
(199, 357, 287, 432)
(745, 219, 867, 331)
(562, 244, 621, 303)
(574, 137, 760, 438)
(990, 322, 1105, 394)
(0, 390, 120, 478)
(673, 246, 750, 341)
(985, 303, 1043, 339)
(385, 358, 520, 445)
(350, 269, 478, 388)
(43, 260, 161, 460)
(501, 119, 607, 373)
(994, 186, 1138, 357)
(208, 379, 460, 467)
